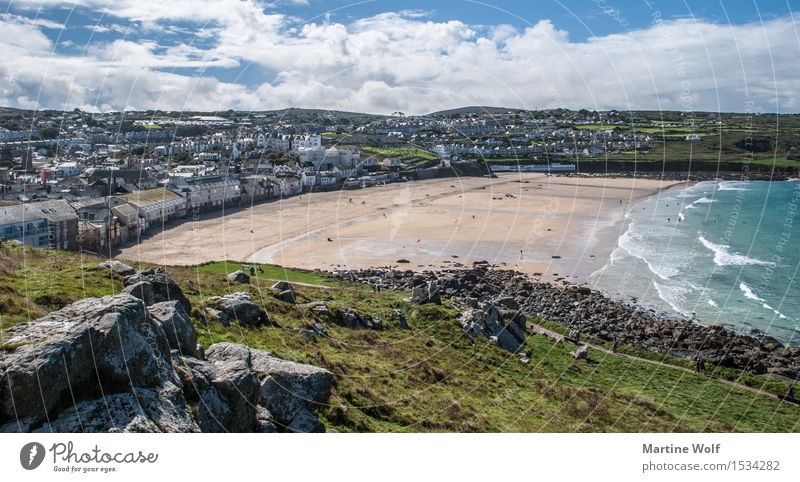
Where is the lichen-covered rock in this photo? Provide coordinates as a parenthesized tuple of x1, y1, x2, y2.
(411, 280, 441, 304)
(33, 384, 199, 433)
(458, 302, 526, 354)
(226, 270, 250, 284)
(148, 301, 196, 355)
(204, 292, 270, 327)
(1, 294, 332, 433)
(250, 348, 333, 432)
(125, 267, 191, 313)
(123, 280, 155, 305)
(0, 294, 171, 427)
(98, 260, 136, 277)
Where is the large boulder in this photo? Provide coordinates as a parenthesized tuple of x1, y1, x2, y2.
(123, 280, 155, 305)
(1, 293, 332, 433)
(34, 384, 199, 433)
(98, 260, 136, 277)
(177, 354, 260, 433)
(227, 270, 250, 284)
(271, 281, 294, 292)
(125, 268, 191, 313)
(411, 280, 441, 305)
(148, 301, 196, 355)
(458, 302, 527, 354)
(0, 295, 171, 427)
(327, 306, 383, 330)
(250, 348, 333, 433)
(204, 292, 271, 327)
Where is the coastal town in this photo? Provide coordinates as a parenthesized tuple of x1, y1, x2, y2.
(2, 106, 795, 255)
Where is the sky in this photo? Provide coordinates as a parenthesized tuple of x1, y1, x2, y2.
(1, 0, 799, 114)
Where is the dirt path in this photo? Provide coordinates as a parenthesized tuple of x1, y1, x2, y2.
(528, 321, 786, 401)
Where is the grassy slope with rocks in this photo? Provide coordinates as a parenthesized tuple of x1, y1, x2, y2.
(0, 244, 797, 432)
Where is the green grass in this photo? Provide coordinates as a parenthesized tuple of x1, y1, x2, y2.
(1, 244, 797, 432)
(194, 260, 335, 286)
(360, 145, 438, 165)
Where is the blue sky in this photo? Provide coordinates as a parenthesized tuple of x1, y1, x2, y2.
(1, 1, 799, 113)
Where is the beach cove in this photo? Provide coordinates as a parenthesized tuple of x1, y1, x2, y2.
(117, 173, 683, 282)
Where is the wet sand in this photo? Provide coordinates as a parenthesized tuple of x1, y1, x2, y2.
(117, 173, 684, 282)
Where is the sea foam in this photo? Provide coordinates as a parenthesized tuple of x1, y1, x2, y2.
(698, 236, 774, 267)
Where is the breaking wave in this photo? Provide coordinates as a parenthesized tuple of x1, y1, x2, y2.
(698, 236, 774, 267)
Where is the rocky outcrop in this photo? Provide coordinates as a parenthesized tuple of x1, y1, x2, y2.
(148, 301, 196, 355)
(97, 260, 136, 277)
(410, 280, 441, 305)
(271, 281, 296, 304)
(1, 269, 333, 433)
(0, 294, 183, 432)
(226, 270, 250, 284)
(204, 292, 271, 327)
(249, 348, 333, 433)
(458, 302, 527, 353)
(124, 267, 192, 312)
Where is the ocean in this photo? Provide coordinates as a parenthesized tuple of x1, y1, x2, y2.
(589, 179, 800, 345)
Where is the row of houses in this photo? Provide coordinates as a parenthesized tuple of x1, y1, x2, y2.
(0, 170, 307, 254)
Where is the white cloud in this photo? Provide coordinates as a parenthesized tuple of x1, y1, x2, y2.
(1, 3, 799, 114)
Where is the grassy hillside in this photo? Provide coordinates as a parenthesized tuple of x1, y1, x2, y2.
(0, 244, 797, 432)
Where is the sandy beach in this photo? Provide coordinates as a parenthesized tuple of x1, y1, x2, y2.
(117, 174, 684, 282)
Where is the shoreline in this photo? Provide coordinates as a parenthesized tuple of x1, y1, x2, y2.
(333, 263, 800, 378)
(116, 173, 683, 284)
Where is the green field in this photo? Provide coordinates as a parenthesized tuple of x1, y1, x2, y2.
(1, 244, 797, 432)
(196, 260, 334, 285)
(360, 145, 438, 165)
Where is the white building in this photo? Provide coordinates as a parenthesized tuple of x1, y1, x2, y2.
(170, 175, 242, 212)
(297, 146, 359, 171)
(292, 134, 322, 150)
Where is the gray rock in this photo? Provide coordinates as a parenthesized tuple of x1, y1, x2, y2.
(0, 295, 171, 426)
(206, 342, 254, 365)
(125, 268, 191, 313)
(392, 309, 410, 329)
(205, 292, 270, 327)
(255, 406, 277, 433)
(458, 303, 526, 354)
(571, 345, 589, 360)
(177, 354, 259, 433)
(287, 409, 325, 433)
(411, 280, 441, 304)
(271, 281, 294, 292)
(226, 270, 250, 284)
(332, 307, 383, 330)
(203, 307, 230, 326)
(250, 348, 333, 431)
(494, 296, 519, 311)
(123, 280, 155, 305)
(148, 301, 197, 355)
(34, 384, 199, 433)
(276, 289, 296, 304)
(98, 260, 136, 276)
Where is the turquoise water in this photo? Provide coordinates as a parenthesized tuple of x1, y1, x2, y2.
(589, 180, 800, 345)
